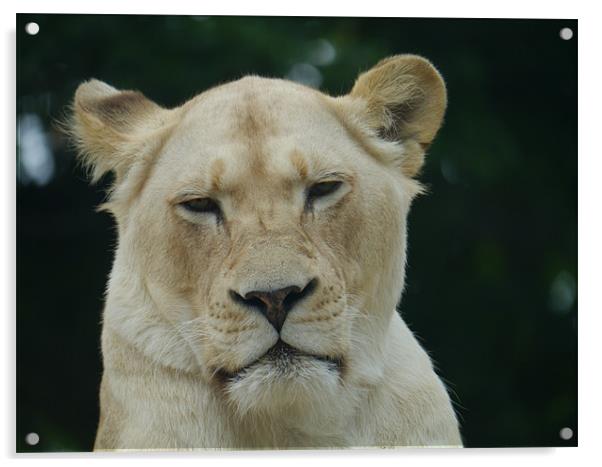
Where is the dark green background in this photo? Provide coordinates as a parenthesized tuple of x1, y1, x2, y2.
(16, 15, 577, 451)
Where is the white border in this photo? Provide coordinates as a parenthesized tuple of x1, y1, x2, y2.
(3, 1, 600, 466)
(0, 0, 586, 17)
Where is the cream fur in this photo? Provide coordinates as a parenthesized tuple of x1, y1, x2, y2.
(69, 54, 462, 450)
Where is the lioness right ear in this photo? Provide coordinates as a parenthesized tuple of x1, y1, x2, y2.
(69, 79, 171, 183)
(349, 55, 447, 177)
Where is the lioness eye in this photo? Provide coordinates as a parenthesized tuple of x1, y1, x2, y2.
(180, 198, 221, 216)
(307, 181, 342, 204)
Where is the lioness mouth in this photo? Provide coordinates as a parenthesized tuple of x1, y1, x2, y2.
(215, 340, 343, 382)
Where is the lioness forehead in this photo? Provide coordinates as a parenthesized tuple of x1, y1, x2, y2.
(187, 76, 331, 132)
(157, 76, 354, 192)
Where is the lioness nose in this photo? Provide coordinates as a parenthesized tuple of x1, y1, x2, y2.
(230, 279, 318, 332)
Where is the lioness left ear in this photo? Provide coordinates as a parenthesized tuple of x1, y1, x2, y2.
(349, 55, 447, 177)
(69, 79, 172, 184)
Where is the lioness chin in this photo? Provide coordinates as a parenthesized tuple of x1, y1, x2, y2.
(70, 54, 462, 450)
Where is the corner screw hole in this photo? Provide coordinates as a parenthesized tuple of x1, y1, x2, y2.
(559, 427, 573, 440)
(559, 28, 573, 40)
(25, 22, 40, 35)
(25, 432, 39, 445)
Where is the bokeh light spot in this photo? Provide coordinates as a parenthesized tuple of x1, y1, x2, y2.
(548, 271, 576, 314)
(286, 63, 323, 89)
(440, 158, 460, 184)
(17, 113, 55, 187)
(306, 39, 337, 66)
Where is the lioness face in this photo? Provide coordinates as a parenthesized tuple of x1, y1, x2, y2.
(71, 56, 446, 415)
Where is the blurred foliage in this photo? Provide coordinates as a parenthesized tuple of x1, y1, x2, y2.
(16, 15, 577, 451)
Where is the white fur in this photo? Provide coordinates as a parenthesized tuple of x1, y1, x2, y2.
(71, 56, 461, 450)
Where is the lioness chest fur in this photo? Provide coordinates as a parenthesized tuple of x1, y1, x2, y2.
(70, 55, 462, 449)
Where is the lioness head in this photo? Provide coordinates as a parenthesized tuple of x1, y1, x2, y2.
(71, 55, 446, 419)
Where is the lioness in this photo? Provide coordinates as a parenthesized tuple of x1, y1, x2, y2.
(70, 55, 461, 449)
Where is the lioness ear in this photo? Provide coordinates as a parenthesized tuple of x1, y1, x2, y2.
(69, 79, 169, 183)
(349, 55, 447, 177)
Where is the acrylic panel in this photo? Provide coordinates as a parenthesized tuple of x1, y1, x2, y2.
(16, 14, 577, 451)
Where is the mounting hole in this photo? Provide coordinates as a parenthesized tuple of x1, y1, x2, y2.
(559, 27, 573, 40)
(25, 22, 40, 35)
(25, 432, 40, 445)
(559, 427, 573, 440)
